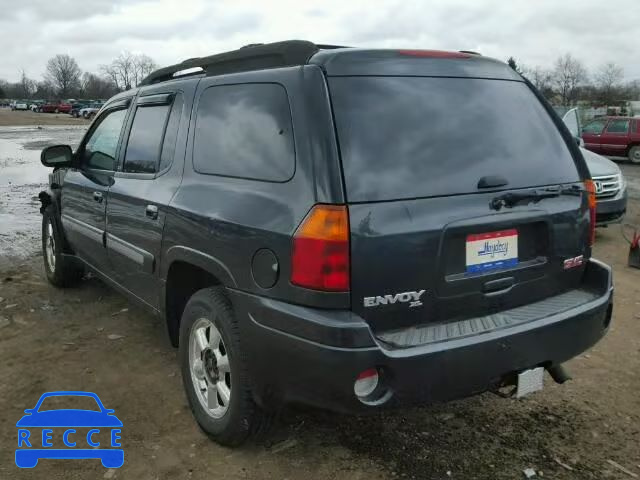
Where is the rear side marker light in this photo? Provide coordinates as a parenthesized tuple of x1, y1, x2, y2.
(290, 204, 350, 292)
(584, 180, 597, 246)
(354, 369, 379, 398)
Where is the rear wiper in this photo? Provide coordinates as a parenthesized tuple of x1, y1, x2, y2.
(489, 185, 582, 211)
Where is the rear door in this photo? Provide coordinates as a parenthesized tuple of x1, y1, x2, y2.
(581, 118, 607, 153)
(599, 118, 630, 157)
(329, 76, 589, 333)
(61, 103, 130, 273)
(106, 83, 193, 309)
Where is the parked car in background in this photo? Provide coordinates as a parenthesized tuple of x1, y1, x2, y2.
(11, 100, 29, 111)
(580, 147, 627, 225)
(39, 102, 72, 114)
(78, 103, 103, 119)
(581, 116, 640, 163)
(560, 108, 628, 225)
(30, 100, 45, 112)
(69, 103, 89, 118)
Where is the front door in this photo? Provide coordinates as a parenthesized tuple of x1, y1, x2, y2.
(581, 118, 607, 154)
(61, 106, 129, 273)
(599, 118, 630, 157)
(106, 88, 190, 309)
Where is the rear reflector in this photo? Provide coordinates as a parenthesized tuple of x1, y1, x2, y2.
(584, 180, 596, 246)
(398, 49, 470, 59)
(291, 204, 350, 291)
(354, 369, 379, 398)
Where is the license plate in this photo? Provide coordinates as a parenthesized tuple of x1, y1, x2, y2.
(466, 229, 518, 273)
(516, 367, 544, 398)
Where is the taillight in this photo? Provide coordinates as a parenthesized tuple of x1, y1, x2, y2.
(584, 179, 596, 246)
(291, 204, 350, 292)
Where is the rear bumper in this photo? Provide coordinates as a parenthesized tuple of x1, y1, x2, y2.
(230, 259, 613, 413)
(596, 188, 627, 225)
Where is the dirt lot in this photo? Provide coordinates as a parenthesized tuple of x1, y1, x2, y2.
(0, 108, 89, 127)
(0, 118, 639, 479)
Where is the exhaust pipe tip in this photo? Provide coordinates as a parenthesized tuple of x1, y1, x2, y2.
(547, 364, 572, 384)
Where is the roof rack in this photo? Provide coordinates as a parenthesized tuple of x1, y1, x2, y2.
(139, 40, 342, 86)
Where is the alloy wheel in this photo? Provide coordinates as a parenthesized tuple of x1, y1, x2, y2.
(45, 220, 56, 273)
(189, 318, 231, 419)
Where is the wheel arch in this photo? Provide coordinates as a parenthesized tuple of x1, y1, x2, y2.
(162, 247, 237, 347)
(626, 142, 640, 154)
(38, 189, 73, 254)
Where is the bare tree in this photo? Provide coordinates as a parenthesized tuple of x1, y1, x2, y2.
(45, 54, 82, 98)
(18, 70, 36, 99)
(133, 54, 158, 86)
(33, 80, 56, 100)
(81, 72, 119, 99)
(100, 52, 158, 90)
(552, 53, 588, 106)
(523, 65, 553, 96)
(594, 62, 624, 105)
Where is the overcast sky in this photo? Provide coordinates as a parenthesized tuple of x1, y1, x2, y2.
(3, 0, 639, 83)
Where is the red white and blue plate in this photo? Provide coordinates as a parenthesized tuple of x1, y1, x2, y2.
(466, 229, 518, 273)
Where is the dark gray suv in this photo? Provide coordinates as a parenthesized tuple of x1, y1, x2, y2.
(38, 41, 613, 446)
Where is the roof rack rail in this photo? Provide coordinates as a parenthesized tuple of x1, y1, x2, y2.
(139, 40, 340, 86)
(459, 50, 481, 55)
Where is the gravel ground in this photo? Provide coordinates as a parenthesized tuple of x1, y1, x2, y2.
(0, 115, 639, 479)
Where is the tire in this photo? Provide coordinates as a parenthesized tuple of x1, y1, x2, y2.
(42, 206, 84, 287)
(628, 146, 640, 164)
(179, 287, 270, 446)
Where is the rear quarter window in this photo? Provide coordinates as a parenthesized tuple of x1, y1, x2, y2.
(193, 83, 295, 182)
(330, 77, 580, 202)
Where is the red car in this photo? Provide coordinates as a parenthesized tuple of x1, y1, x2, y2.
(38, 102, 72, 114)
(582, 116, 640, 163)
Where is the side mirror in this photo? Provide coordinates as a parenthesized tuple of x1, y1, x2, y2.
(23, 409, 33, 414)
(41, 145, 73, 168)
(575, 136, 584, 147)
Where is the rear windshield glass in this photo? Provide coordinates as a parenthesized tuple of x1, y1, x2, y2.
(330, 77, 579, 202)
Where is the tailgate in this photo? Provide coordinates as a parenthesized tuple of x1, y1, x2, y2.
(349, 193, 590, 333)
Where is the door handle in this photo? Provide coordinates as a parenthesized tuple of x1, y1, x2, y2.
(93, 191, 103, 203)
(145, 205, 159, 220)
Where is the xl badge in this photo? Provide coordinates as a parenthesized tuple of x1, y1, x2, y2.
(364, 290, 426, 308)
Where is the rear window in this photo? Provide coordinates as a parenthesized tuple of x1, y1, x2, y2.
(330, 77, 579, 202)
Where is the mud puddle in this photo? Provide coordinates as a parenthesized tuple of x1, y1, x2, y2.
(0, 126, 86, 261)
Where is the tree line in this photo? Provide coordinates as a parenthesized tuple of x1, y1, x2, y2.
(507, 53, 639, 106)
(0, 52, 158, 100)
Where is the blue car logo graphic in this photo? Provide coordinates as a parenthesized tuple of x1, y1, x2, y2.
(16, 391, 123, 468)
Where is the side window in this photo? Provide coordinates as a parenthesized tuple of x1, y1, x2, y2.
(582, 119, 606, 135)
(193, 83, 295, 181)
(159, 93, 184, 172)
(83, 109, 128, 170)
(605, 119, 630, 134)
(123, 104, 170, 174)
